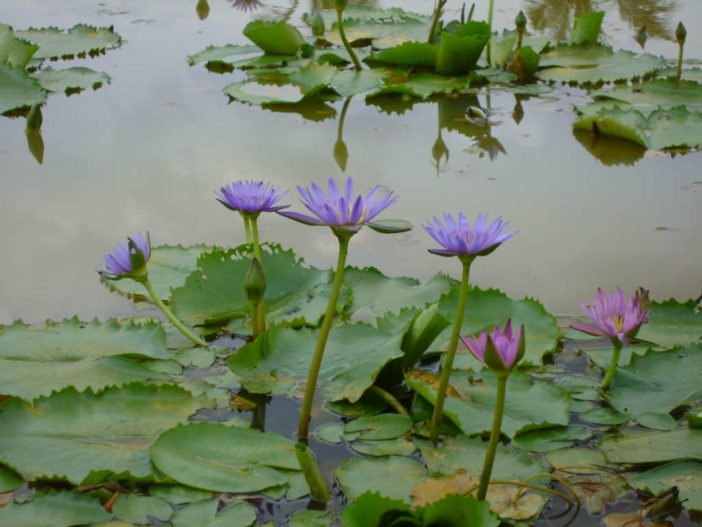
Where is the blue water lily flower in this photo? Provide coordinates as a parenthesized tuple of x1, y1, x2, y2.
(99, 232, 150, 281)
(424, 213, 515, 257)
(215, 180, 289, 216)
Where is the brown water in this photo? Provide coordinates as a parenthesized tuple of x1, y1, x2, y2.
(1, 0, 700, 324)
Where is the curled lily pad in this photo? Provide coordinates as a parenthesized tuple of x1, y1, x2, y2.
(365, 42, 439, 68)
(436, 22, 490, 76)
(243, 20, 305, 55)
(0, 24, 38, 68)
(569, 11, 604, 46)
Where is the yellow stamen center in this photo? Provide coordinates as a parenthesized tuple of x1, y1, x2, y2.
(612, 315, 625, 333)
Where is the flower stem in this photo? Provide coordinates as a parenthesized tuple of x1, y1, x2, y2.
(600, 340, 622, 390)
(243, 215, 253, 244)
(368, 386, 410, 417)
(250, 216, 262, 261)
(142, 278, 208, 347)
(297, 234, 350, 442)
(336, 8, 362, 71)
(486, 0, 495, 63)
(477, 375, 507, 501)
(427, 0, 446, 43)
(429, 259, 472, 442)
(249, 217, 265, 336)
(677, 41, 684, 81)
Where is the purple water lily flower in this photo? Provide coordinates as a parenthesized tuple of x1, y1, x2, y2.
(100, 232, 150, 281)
(459, 320, 525, 373)
(423, 213, 515, 257)
(215, 181, 288, 216)
(278, 177, 403, 234)
(572, 287, 650, 346)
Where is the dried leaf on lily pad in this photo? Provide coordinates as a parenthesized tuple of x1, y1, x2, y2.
(537, 46, 665, 85)
(603, 511, 671, 527)
(14, 24, 122, 59)
(553, 470, 630, 515)
(406, 369, 570, 437)
(227, 324, 403, 403)
(574, 104, 702, 150)
(411, 472, 546, 520)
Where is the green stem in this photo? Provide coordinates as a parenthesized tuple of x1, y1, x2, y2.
(677, 42, 684, 81)
(600, 340, 622, 390)
(336, 8, 362, 71)
(250, 216, 262, 261)
(477, 375, 507, 501)
(249, 216, 265, 336)
(368, 386, 410, 417)
(429, 259, 472, 442)
(297, 234, 350, 441)
(427, 0, 445, 43)
(486, 0, 495, 63)
(243, 215, 252, 244)
(142, 278, 208, 347)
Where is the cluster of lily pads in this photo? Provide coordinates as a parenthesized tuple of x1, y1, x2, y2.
(0, 172, 700, 527)
(187, 4, 702, 152)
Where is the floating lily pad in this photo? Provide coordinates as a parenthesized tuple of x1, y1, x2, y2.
(416, 434, 545, 482)
(0, 464, 23, 492)
(537, 46, 665, 85)
(335, 456, 428, 503)
(329, 69, 385, 97)
(606, 346, 702, 419)
(0, 383, 212, 483)
(171, 245, 348, 329)
(112, 494, 173, 524)
(344, 413, 412, 440)
(0, 63, 46, 113)
(631, 460, 702, 512)
(32, 66, 110, 93)
(407, 369, 571, 437)
(351, 438, 417, 457)
(188, 44, 261, 66)
(580, 407, 630, 425)
(290, 510, 335, 527)
(546, 448, 608, 475)
(0, 318, 170, 400)
(435, 286, 561, 366)
(228, 324, 403, 402)
(512, 425, 591, 452)
(0, 24, 38, 69)
(636, 298, 702, 348)
(588, 79, 702, 111)
(148, 484, 213, 504)
(366, 71, 473, 100)
(0, 492, 111, 527)
(574, 104, 702, 150)
(151, 423, 300, 493)
(365, 41, 439, 68)
(15, 24, 122, 59)
(170, 499, 257, 527)
(599, 427, 702, 464)
(344, 267, 451, 323)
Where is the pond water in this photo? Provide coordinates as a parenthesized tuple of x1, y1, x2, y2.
(1, 0, 701, 326)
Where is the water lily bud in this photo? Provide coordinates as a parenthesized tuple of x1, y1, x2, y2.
(311, 9, 325, 36)
(676, 22, 686, 44)
(515, 10, 527, 31)
(334, 0, 347, 13)
(244, 257, 266, 304)
(26, 104, 42, 132)
(333, 138, 348, 172)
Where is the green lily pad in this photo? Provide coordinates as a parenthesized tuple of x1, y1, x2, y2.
(631, 460, 702, 512)
(188, 44, 261, 66)
(148, 484, 213, 504)
(112, 494, 173, 524)
(546, 448, 608, 475)
(335, 456, 428, 503)
(0, 383, 212, 483)
(656, 67, 702, 83)
(15, 24, 122, 59)
(512, 425, 591, 452)
(365, 42, 439, 68)
(0, 492, 111, 527)
(588, 79, 702, 111)
(103, 244, 210, 302)
(290, 510, 335, 527)
(599, 427, 702, 464)
(243, 20, 305, 55)
(366, 71, 473, 100)
(580, 407, 630, 425)
(436, 22, 490, 76)
(407, 369, 571, 438)
(415, 435, 545, 481)
(0, 463, 23, 492)
(435, 286, 562, 366)
(150, 423, 300, 493)
(351, 438, 417, 457)
(607, 346, 702, 420)
(0, 24, 38, 69)
(170, 499, 257, 527)
(340, 491, 413, 527)
(227, 324, 403, 402)
(574, 104, 702, 150)
(569, 11, 604, 46)
(344, 267, 451, 323)
(344, 414, 412, 440)
(171, 245, 347, 329)
(537, 46, 666, 85)
(0, 63, 46, 113)
(420, 493, 499, 527)
(316, 423, 344, 443)
(636, 298, 702, 348)
(328, 69, 385, 97)
(0, 318, 170, 401)
(32, 66, 110, 93)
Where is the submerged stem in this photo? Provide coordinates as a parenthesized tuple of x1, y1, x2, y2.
(429, 259, 472, 442)
(600, 340, 622, 390)
(297, 234, 350, 442)
(477, 375, 507, 501)
(142, 278, 208, 347)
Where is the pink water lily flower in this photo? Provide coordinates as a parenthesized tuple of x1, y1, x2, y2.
(459, 320, 525, 374)
(572, 287, 650, 346)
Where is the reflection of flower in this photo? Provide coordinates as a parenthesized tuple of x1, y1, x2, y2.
(460, 320, 524, 372)
(229, 0, 263, 11)
(572, 287, 650, 346)
(423, 213, 515, 257)
(215, 181, 288, 216)
(279, 177, 398, 234)
(100, 233, 150, 280)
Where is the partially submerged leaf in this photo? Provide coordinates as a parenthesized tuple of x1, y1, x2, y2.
(32, 66, 110, 93)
